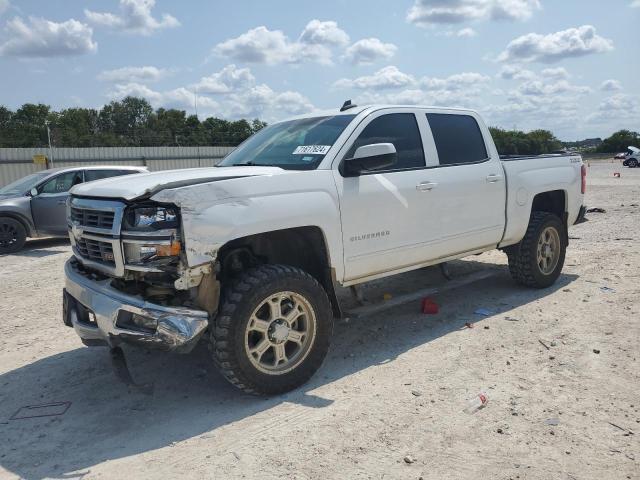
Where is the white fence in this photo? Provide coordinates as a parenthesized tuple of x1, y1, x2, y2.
(0, 146, 235, 187)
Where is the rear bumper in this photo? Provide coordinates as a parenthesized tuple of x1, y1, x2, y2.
(574, 205, 587, 225)
(63, 258, 209, 353)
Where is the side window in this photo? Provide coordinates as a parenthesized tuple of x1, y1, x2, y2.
(85, 170, 125, 182)
(426, 113, 488, 166)
(39, 171, 83, 194)
(346, 113, 425, 171)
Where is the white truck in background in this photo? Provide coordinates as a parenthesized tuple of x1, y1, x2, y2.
(63, 103, 587, 395)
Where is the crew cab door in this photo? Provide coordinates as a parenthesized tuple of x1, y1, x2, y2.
(417, 111, 506, 256)
(31, 170, 84, 235)
(332, 109, 439, 282)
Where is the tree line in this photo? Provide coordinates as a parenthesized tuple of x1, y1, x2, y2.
(0, 97, 267, 148)
(0, 97, 637, 154)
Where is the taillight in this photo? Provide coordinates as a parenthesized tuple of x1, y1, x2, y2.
(581, 164, 587, 194)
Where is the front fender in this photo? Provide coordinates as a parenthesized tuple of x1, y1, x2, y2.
(151, 171, 344, 280)
(0, 199, 36, 236)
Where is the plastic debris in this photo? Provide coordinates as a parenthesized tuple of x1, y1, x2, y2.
(464, 391, 488, 413)
(545, 417, 560, 426)
(421, 297, 439, 314)
(474, 308, 494, 316)
(600, 286, 615, 293)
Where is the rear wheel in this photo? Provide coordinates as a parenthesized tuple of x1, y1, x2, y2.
(507, 212, 566, 288)
(0, 217, 27, 254)
(629, 158, 638, 168)
(211, 264, 333, 395)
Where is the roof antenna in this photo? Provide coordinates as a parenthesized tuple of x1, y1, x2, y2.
(340, 100, 357, 112)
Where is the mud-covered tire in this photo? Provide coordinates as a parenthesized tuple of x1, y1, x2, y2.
(507, 212, 566, 289)
(211, 264, 333, 395)
(0, 217, 27, 254)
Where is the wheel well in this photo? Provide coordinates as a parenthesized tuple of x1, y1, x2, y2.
(0, 213, 33, 237)
(531, 190, 566, 219)
(217, 227, 342, 318)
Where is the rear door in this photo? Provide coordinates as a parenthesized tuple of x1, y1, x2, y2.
(31, 170, 84, 235)
(417, 111, 506, 255)
(84, 169, 139, 183)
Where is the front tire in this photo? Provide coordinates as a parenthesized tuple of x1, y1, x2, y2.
(507, 212, 566, 288)
(629, 159, 638, 168)
(0, 217, 27, 254)
(211, 264, 333, 395)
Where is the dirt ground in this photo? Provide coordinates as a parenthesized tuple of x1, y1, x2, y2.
(0, 161, 638, 480)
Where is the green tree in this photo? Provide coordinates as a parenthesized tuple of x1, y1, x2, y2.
(596, 130, 640, 153)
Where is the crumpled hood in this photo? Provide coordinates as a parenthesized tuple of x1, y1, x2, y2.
(69, 166, 288, 201)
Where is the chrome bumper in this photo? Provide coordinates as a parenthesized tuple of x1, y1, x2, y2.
(63, 258, 209, 353)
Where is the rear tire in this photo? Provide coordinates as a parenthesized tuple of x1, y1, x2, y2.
(507, 212, 566, 289)
(629, 159, 638, 168)
(211, 264, 333, 395)
(0, 217, 27, 254)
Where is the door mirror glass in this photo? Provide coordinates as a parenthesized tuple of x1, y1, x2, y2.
(343, 143, 397, 177)
(29, 187, 38, 197)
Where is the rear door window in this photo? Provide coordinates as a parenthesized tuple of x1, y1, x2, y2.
(426, 113, 488, 166)
(84, 170, 133, 182)
(346, 113, 425, 171)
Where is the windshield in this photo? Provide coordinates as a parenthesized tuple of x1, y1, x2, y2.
(218, 115, 356, 170)
(0, 171, 51, 196)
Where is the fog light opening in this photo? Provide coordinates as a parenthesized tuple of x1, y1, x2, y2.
(116, 311, 158, 334)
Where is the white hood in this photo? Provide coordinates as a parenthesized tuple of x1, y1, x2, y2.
(70, 166, 287, 201)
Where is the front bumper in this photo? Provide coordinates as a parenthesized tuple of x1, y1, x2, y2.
(63, 258, 209, 353)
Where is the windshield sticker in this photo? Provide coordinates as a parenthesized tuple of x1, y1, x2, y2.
(293, 145, 331, 155)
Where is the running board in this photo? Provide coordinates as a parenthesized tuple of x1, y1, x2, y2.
(344, 269, 500, 318)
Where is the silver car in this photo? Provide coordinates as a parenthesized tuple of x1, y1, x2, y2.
(0, 166, 147, 253)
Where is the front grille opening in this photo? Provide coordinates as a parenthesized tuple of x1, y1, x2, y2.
(71, 207, 115, 230)
(76, 237, 115, 265)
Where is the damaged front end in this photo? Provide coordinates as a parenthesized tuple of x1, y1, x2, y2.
(64, 196, 220, 353)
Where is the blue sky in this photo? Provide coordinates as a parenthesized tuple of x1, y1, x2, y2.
(0, 0, 638, 140)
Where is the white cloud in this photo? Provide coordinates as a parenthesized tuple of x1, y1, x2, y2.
(343, 38, 397, 65)
(333, 66, 416, 90)
(192, 64, 255, 94)
(407, 0, 540, 26)
(98, 66, 169, 83)
(587, 94, 640, 125)
(517, 79, 590, 96)
(498, 65, 536, 80)
(456, 27, 477, 37)
(541, 67, 570, 79)
(85, 0, 179, 36)
(631, 0, 640, 7)
(497, 25, 614, 63)
(600, 79, 622, 92)
(421, 72, 491, 90)
(213, 26, 333, 65)
(299, 19, 349, 46)
(0, 16, 97, 57)
(108, 82, 217, 111)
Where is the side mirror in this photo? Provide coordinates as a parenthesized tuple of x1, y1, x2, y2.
(343, 143, 397, 177)
(29, 188, 38, 197)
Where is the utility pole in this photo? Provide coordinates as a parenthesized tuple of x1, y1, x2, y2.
(45, 120, 54, 168)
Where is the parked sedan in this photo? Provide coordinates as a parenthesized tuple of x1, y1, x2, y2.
(0, 166, 147, 253)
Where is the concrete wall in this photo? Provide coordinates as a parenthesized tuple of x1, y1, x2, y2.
(0, 146, 235, 187)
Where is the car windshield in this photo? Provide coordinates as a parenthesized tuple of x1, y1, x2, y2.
(0, 171, 51, 196)
(218, 115, 356, 170)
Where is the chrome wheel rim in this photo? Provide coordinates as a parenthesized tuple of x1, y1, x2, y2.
(537, 226, 560, 275)
(244, 291, 316, 375)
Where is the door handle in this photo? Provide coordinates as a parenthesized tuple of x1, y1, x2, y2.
(57, 200, 67, 205)
(486, 174, 502, 183)
(416, 181, 438, 191)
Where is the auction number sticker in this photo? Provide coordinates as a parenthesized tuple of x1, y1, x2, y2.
(293, 145, 331, 155)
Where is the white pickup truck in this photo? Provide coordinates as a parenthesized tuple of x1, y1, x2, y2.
(63, 104, 587, 395)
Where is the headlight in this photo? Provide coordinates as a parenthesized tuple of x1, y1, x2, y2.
(125, 205, 179, 230)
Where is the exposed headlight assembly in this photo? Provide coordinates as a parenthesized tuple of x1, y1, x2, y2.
(126, 205, 179, 230)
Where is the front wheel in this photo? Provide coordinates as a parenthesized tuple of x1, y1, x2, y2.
(628, 159, 638, 168)
(507, 212, 566, 288)
(211, 264, 333, 395)
(0, 217, 27, 254)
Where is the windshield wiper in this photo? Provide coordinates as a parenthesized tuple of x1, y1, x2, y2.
(228, 161, 279, 167)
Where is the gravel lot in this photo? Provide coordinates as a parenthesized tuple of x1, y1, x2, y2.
(0, 161, 638, 480)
